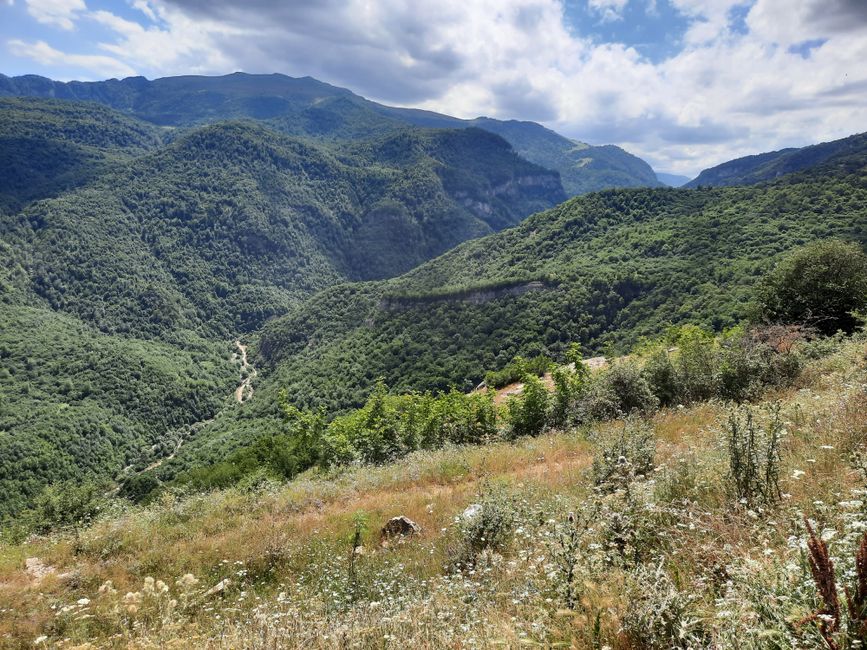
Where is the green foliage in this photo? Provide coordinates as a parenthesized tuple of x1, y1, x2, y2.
(21, 479, 109, 534)
(726, 404, 783, 508)
(0, 305, 236, 520)
(484, 353, 551, 389)
(506, 374, 550, 439)
(754, 239, 867, 335)
(586, 362, 658, 420)
(253, 161, 867, 429)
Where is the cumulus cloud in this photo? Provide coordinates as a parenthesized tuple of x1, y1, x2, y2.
(5, 0, 867, 175)
(25, 0, 85, 30)
(7, 38, 135, 77)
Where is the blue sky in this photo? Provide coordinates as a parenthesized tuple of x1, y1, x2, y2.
(2, 0, 866, 176)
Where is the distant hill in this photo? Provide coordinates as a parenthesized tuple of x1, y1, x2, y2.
(0, 72, 662, 196)
(656, 172, 691, 187)
(685, 132, 867, 188)
(0, 97, 161, 213)
(0, 99, 565, 513)
(145, 140, 867, 475)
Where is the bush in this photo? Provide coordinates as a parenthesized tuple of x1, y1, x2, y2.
(550, 363, 590, 428)
(484, 354, 552, 389)
(754, 239, 867, 335)
(673, 326, 719, 403)
(591, 419, 656, 492)
(642, 348, 679, 407)
(452, 488, 516, 569)
(23, 480, 109, 533)
(586, 362, 658, 420)
(506, 374, 550, 438)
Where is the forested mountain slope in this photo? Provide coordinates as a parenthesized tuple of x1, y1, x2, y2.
(0, 99, 564, 516)
(0, 72, 661, 195)
(172, 149, 867, 469)
(2, 114, 564, 339)
(0, 97, 161, 213)
(685, 131, 867, 188)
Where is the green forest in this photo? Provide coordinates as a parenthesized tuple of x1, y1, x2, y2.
(1, 79, 866, 523)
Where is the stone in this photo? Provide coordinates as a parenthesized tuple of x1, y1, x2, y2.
(380, 516, 421, 542)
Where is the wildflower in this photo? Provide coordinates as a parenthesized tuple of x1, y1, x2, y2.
(156, 580, 169, 593)
(176, 573, 199, 589)
(98, 580, 115, 596)
(143, 576, 155, 593)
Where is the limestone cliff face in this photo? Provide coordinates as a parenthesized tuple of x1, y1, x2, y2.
(378, 280, 551, 311)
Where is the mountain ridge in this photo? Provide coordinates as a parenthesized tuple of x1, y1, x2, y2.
(0, 71, 662, 196)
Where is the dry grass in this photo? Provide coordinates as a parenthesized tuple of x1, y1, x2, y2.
(1, 339, 865, 649)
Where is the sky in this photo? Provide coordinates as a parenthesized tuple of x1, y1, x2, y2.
(1, 0, 866, 177)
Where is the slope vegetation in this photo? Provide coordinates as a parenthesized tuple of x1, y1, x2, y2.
(685, 131, 867, 188)
(0, 72, 660, 195)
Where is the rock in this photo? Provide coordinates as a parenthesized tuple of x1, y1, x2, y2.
(205, 578, 231, 597)
(380, 516, 421, 542)
(25, 557, 55, 583)
(461, 504, 482, 520)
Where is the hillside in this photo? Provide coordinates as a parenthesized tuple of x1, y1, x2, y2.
(0, 72, 661, 196)
(0, 97, 162, 213)
(685, 131, 867, 188)
(2, 113, 564, 339)
(117, 146, 867, 481)
(2, 334, 865, 647)
(0, 100, 565, 515)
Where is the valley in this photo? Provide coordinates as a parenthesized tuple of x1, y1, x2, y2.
(0, 65, 866, 650)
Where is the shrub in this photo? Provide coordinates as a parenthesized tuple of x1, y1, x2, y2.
(24, 480, 108, 533)
(754, 239, 867, 335)
(550, 362, 590, 428)
(484, 354, 551, 389)
(506, 374, 550, 438)
(717, 327, 803, 402)
(642, 347, 679, 407)
(726, 404, 783, 508)
(452, 488, 516, 569)
(673, 325, 719, 403)
(586, 362, 658, 420)
(591, 419, 656, 492)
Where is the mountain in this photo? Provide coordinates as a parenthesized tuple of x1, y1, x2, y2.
(0, 72, 661, 195)
(684, 132, 867, 188)
(136, 141, 867, 478)
(0, 96, 162, 213)
(0, 97, 567, 515)
(655, 172, 691, 187)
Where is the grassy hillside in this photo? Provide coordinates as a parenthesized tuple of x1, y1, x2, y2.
(685, 131, 867, 188)
(2, 335, 864, 648)
(0, 72, 661, 195)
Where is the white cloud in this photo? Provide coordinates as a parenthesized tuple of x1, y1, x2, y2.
(588, 0, 630, 22)
(7, 39, 136, 78)
(8, 0, 867, 175)
(25, 0, 86, 30)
